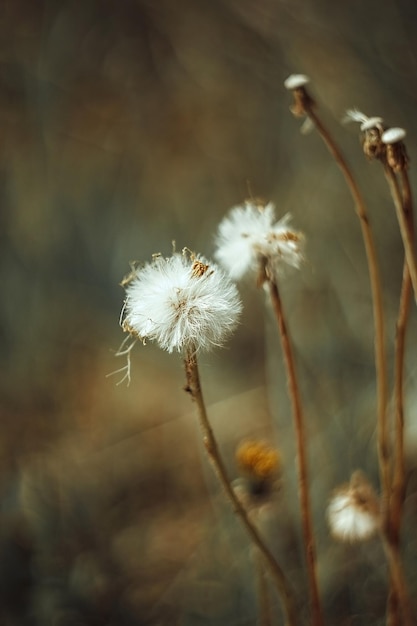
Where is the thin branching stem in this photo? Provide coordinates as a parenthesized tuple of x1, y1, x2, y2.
(267, 279, 324, 626)
(184, 348, 298, 626)
(302, 103, 390, 521)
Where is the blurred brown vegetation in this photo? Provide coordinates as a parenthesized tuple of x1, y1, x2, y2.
(2, 0, 417, 624)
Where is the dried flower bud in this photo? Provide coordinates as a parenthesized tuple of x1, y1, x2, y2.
(382, 128, 409, 172)
(344, 109, 386, 160)
(284, 73, 315, 118)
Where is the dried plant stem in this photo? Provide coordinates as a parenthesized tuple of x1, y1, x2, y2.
(304, 105, 390, 515)
(384, 166, 417, 305)
(385, 258, 412, 626)
(381, 534, 415, 626)
(391, 264, 411, 542)
(256, 549, 273, 626)
(385, 170, 414, 626)
(267, 279, 324, 626)
(184, 348, 298, 626)
(390, 169, 414, 546)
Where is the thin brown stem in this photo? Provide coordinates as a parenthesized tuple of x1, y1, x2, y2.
(384, 166, 417, 305)
(386, 258, 411, 626)
(268, 279, 324, 626)
(256, 549, 273, 626)
(304, 103, 390, 520)
(184, 348, 298, 626)
(391, 268, 410, 534)
(385, 169, 414, 626)
(381, 534, 416, 626)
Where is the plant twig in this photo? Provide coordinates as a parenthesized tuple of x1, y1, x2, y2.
(299, 99, 390, 523)
(381, 533, 415, 626)
(384, 166, 417, 305)
(255, 548, 273, 626)
(390, 168, 414, 547)
(267, 278, 324, 626)
(384, 168, 414, 626)
(184, 348, 298, 626)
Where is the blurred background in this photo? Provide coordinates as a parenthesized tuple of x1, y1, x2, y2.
(2, 0, 417, 623)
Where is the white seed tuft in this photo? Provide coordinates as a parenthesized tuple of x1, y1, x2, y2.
(214, 201, 305, 281)
(284, 74, 310, 90)
(120, 252, 242, 354)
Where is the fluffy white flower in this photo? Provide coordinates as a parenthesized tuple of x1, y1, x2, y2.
(214, 201, 305, 281)
(327, 472, 380, 543)
(121, 252, 242, 353)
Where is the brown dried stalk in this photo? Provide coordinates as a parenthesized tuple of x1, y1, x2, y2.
(287, 82, 390, 520)
(267, 277, 324, 626)
(184, 348, 298, 626)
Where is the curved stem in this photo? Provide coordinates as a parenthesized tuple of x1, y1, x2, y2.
(268, 279, 324, 626)
(305, 104, 390, 520)
(184, 349, 298, 626)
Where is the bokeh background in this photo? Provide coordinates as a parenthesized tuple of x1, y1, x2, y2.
(2, 0, 417, 624)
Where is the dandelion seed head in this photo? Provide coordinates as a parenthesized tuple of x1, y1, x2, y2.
(327, 471, 380, 542)
(214, 201, 305, 281)
(121, 252, 242, 354)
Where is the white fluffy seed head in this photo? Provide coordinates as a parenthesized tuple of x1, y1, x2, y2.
(214, 201, 305, 281)
(121, 252, 242, 354)
(327, 471, 380, 543)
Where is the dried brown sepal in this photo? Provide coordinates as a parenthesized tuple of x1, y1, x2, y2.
(289, 86, 316, 118)
(362, 127, 387, 161)
(121, 319, 141, 339)
(386, 142, 410, 173)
